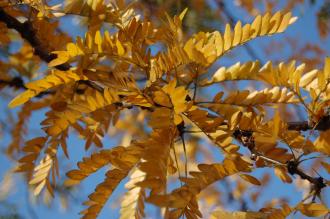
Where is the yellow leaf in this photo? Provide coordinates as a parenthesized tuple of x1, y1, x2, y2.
(314, 130, 330, 155)
(214, 31, 223, 56)
(229, 111, 242, 130)
(274, 166, 292, 183)
(171, 86, 189, 114)
(272, 110, 280, 140)
(318, 70, 326, 90)
(94, 30, 103, 53)
(153, 91, 172, 107)
(179, 8, 188, 21)
(239, 174, 261, 186)
(162, 79, 177, 94)
(48, 51, 70, 67)
(297, 203, 329, 217)
(33, 180, 46, 196)
(66, 42, 84, 57)
(289, 16, 298, 25)
(299, 70, 318, 88)
(269, 11, 282, 34)
(8, 90, 36, 108)
(241, 23, 251, 42)
(211, 210, 267, 219)
(223, 24, 232, 51)
(232, 21, 242, 46)
(260, 13, 271, 35)
(174, 114, 183, 125)
(277, 12, 293, 32)
(321, 162, 330, 174)
(67, 170, 87, 180)
(116, 39, 125, 55)
(250, 15, 261, 38)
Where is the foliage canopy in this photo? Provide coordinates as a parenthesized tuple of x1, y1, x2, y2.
(0, 0, 330, 218)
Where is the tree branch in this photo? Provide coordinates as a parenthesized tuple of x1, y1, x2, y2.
(0, 8, 106, 94)
(0, 77, 26, 89)
(1, 7, 329, 131)
(0, 8, 71, 71)
(234, 128, 327, 200)
(287, 116, 330, 131)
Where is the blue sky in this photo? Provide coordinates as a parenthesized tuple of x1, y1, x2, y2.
(0, 0, 330, 218)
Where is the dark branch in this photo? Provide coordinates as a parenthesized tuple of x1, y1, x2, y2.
(287, 115, 330, 131)
(287, 121, 311, 131)
(0, 8, 70, 71)
(287, 160, 326, 200)
(234, 128, 327, 200)
(77, 80, 104, 93)
(0, 77, 26, 89)
(0, 8, 105, 94)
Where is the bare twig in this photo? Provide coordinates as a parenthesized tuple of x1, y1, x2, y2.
(287, 116, 330, 131)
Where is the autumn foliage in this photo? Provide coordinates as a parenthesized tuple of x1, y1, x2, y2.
(0, 0, 330, 218)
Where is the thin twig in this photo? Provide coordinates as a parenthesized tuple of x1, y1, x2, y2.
(180, 134, 188, 177)
(171, 136, 183, 186)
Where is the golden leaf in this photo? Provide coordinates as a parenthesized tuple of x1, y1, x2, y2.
(297, 203, 329, 217)
(48, 51, 70, 67)
(314, 130, 330, 155)
(239, 174, 261, 186)
(321, 161, 330, 174)
(274, 166, 292, 183)
(8, 90, 36, 108)
(9, 71, 87, 108)
(120, 169, 145, 219)
(43, 89, 119, 136)
(211, 210, 267, 219)
(184, 12, 296, 66)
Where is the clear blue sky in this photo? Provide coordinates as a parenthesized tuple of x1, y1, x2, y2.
(0, 0, 329, 218)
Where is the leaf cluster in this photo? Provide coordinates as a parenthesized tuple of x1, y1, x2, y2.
(0, 0, 329, 219)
